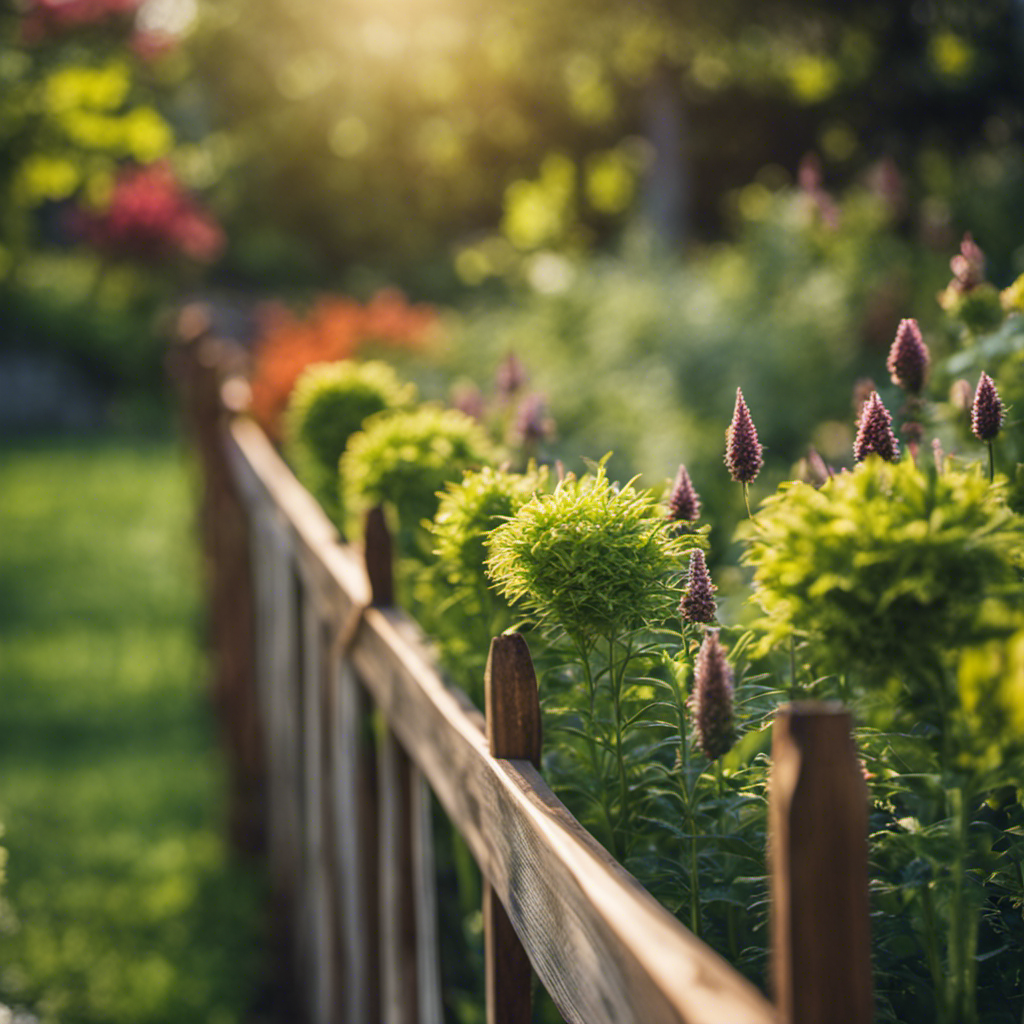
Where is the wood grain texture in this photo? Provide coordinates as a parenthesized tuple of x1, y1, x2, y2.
(769, 703, 872, 1024)
(331, 656, 380, 1024)
(412, 771, 444, 1024)
(301, 591, 334, 1024)
(351, 610, 776, 1024)
(485, 886, 534, 1024)
(379, 728, 421, 1024)
(484, 634, 542, 766)
(484, 635, 541, 1024)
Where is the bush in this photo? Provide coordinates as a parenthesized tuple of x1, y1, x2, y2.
(742, 457, 1024, 704)
(340, 405, 497, 554)
(283, 360, 415, 523)
(486, 462, 696, 642)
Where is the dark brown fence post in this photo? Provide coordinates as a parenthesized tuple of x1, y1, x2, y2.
(169, 327, 264, 854)
(365, 505, 394, 608)
(483, 634, 542, 1024)
(770, 702, 873, 1024)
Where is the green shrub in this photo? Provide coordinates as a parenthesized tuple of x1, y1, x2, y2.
(742, 457, 1024, 706)
(283, 360, 415, 523)
(340, 405, 498, 553)
(413, 465, 550, 703)
(486, 463, 699, 644)
(432, 465, 549, 590)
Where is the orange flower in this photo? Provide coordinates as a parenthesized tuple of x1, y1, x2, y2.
(248, 290, 438, 439)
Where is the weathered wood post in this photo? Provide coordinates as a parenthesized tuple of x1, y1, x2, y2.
(168, 324, 265, 853)
(483, 634, 542, 1024)
(301, 581, 335, 1024)
(770, 702, 873, 1024)
(366, 506, 442, 1024)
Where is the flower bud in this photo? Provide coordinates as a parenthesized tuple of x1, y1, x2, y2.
(971, 371, 1003, 442)
(513, 392, 554, 444)
(854, 391, 900, 463)
(667, 464, 701, 523)
(886, 318, 930, 394)
(725, 388, 764, 484)
(680, 548, 716, 624)
(495, 352, 526, 398)
(689, 631, 736, 760)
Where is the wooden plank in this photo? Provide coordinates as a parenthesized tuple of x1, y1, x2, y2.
(379, 728, 420, 1024)
(350, 611, 776, 1024)
(302, 587, 334, 1024)
(484, 635, 541, 1024)
(412, 772, 443, 1024)
(769, 704, 872, 1024)
(249, 504, 286, 884)
(331, 656, 381, 1024)
(235, 497, 304, 1011)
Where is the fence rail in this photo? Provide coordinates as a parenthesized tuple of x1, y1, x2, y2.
(172, 330, 874, 1024)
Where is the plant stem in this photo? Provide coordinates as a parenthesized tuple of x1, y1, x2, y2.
(579, 642, 619, 857)
(789, 635, 798, 703)
(742, 482, 753, 520)
(987, 440, 995, 483)
(949, 785, 978, 1024)
(675, 665, 701, 939)
(919, 880, 945, 1022)
(715, 760, 739, 960)
(608, 636, 631, 844)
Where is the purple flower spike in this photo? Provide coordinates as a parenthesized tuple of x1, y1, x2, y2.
(725, 388, 764, 484)
(513, 392, 554, 444)
(887, 318, 930, 394)
(680, 549, 717, 625)
(854, 391, 900, 463)
(971, 372, 1003, 441)
(667, 464, 701, 523)
(689, 631, 736, 760)
(495, 352, 526, 398)
(951, 233, 986, 292)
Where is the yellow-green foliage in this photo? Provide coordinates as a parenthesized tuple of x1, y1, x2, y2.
(284, 360, 415, 523)
(957, 628, 1024, 770)
(486, 464, 704, 642)
(431, 465, 549, 589)
(340, 405, 498, 549)
(743, 457, 1024, 688)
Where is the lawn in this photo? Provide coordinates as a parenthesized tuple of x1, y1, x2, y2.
(0, 435, 266, 1024)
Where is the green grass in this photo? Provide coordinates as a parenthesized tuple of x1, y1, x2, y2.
(0, 436, 266, 1024)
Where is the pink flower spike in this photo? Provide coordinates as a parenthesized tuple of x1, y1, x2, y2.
(725, 388, 763, 484)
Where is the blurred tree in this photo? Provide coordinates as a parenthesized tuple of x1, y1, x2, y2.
(190, 0, 1024, 287)
(0, 0, 227, 397)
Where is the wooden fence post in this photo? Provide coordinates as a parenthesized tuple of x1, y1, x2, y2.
(483, 634, 542, 1024)
(301, 586, 335, 1024)
(770, 702, 873, 1024)
(366, 508, 442, 1024)
(171, 333, 265, 853)
(332, 650, 381, 1024)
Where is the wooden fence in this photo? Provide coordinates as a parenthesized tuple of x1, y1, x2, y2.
(171, 326, 874, 1024)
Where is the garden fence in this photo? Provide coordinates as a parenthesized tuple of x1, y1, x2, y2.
(171, 323, 875, 1024)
